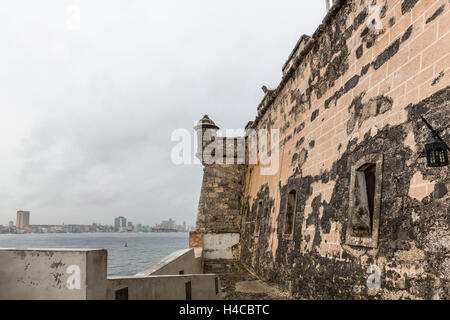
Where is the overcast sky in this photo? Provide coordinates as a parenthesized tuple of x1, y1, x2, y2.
(0, 0, 325, 226)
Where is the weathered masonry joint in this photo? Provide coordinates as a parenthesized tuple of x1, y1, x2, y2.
(192, 0, 450, 299)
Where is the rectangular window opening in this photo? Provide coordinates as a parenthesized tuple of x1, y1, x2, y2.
(262, 206, 270, 233)
(365, 164, 376, 229)
(255, 201, 263, 236)
(352, 163, 376, 237)
(215, 277, 219, 295)
(242, 206, 249, 225)
(284, 190, 296, 235)
(346, 154, 382, 248)
(185, 281, 192, 300)
(115, 287, 128, 300)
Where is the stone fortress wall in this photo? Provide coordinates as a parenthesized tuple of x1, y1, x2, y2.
(193, 0, 450, 299)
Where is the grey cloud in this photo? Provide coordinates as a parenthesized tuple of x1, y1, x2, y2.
(0, 0, 325, 226)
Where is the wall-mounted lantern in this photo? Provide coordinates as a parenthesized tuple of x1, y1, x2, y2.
(421, 116, 449, 167)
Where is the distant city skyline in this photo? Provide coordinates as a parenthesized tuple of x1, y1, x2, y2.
(1, 210, 196, 227)
(2, 211, 193, 229)
(1, 212, 194, 234)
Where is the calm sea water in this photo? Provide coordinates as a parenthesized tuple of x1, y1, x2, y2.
(0, 232, 189, 276)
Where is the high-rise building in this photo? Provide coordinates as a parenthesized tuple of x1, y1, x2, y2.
(126, 221, 134, 231)
(16, 211, 30, 229)
(159, 218, 176, 230)
(114, 216, 127, 231)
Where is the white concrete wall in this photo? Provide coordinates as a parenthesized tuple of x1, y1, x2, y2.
(135, 248, 203, 276)
(0, 247, 217, 300)
(107, 274, 220, 300)
(202, 233, 240, 260)
(0, 248, 107, 300)
(86, 250, 108, 299)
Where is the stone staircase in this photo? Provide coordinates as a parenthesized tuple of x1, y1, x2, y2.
(203, 259, 292, 300)
(203, 259, 239, 274)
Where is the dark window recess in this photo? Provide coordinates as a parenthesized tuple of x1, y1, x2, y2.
(284, 190, 296, 235)
(262, 207, 269, 233)
(425, 136, 449, 167)
(242, 206, 249, 224)
(215, 277, 219, 295)
(185, 281, 192, 300)
(255, 201, 263, 236)
(352, 164, 376, 237)
(115, 287, 128, 300)
(179, 270, 184, 275)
